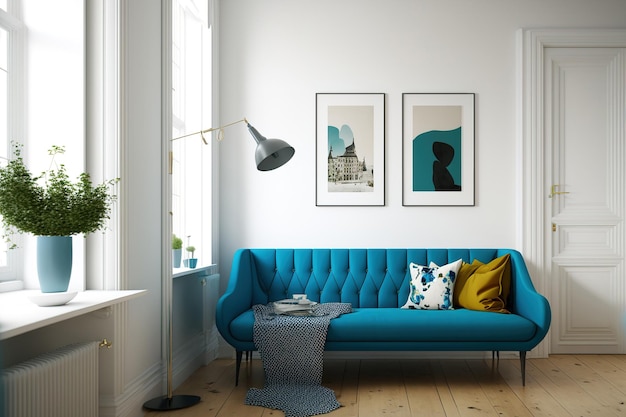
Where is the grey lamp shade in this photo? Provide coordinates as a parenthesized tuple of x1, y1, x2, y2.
(247, 123, 295, 171)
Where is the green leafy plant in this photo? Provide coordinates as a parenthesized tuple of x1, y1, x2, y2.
(0, 143, 119, 247)
(172, 234, 183, 250)
(186, 245, 196, 258)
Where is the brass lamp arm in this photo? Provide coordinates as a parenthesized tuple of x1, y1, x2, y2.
(171, 118, 248, 144)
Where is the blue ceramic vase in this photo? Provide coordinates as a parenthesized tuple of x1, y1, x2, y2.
(172, 249, 182, 268)
(37, 235, 72, 293)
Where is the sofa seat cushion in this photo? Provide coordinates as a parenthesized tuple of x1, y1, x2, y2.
(327, 308, 536, 342)
(229, 307, 537, 344)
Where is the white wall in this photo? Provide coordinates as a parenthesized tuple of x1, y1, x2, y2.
(217, 0, 626, 280)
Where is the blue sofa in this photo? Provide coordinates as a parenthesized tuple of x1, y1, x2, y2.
(216, 248, 551, 385)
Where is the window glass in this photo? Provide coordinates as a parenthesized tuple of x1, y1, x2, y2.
(171, 0, 212, 271)
(0, 26, 8, 269)
(0, 27, 7, 152)
(0, 1, 85, 288)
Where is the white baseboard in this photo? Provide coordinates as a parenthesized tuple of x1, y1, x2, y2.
(98, 361, 162, 417)
(204, 326, 220, 363)
(172, 333, 208, 388)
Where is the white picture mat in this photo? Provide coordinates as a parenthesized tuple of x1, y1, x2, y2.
(316, 93, 385, 206)
(402, 93, 475, 206)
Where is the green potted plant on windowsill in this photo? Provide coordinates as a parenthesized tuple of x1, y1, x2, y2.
(185, 245, 197, 269)
(0, 142, 119, 293)
(172, 234, 183, 268)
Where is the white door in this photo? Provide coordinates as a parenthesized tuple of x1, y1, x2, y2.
(546, 47, 626, 354)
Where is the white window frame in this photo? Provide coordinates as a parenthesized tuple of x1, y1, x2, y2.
(0, 1, 24, 287)
(85, 0, 121, 291)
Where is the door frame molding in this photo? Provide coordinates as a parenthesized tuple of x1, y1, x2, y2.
(517, 28, 626, 357)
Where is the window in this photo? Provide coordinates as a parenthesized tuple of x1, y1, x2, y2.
(0, 24, 9, 273)
(0, 29, 7, 153)
(0, 0, 85, 290)
(171, 0, 213, 270)
(0, 1, 23, 285)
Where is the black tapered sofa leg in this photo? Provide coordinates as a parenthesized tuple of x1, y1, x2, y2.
(235, 350, 243, 386)
(520, 351, 527, 386)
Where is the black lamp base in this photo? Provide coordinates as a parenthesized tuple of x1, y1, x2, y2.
(143, 394, 201, 411)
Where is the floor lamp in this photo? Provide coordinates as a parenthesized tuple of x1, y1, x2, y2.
(143, 118, 295, 411)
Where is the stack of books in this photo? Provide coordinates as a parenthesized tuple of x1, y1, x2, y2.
(273, 298, 317, 315)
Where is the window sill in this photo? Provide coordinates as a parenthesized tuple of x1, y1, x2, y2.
(0, 280, 25, 293)
(172, 264, 217, 279)
(0, 289, 146, 341)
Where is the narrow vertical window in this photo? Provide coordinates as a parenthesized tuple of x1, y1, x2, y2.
(0, 4, 18, 280)
(0, 1, 84, 289)
(0, 25, 8, 269)
(171, 0, 213, 270)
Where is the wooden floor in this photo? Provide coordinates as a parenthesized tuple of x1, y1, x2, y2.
(144, 355, 626, 417)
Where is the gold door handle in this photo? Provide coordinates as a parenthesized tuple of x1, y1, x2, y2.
(549, 184, 570, 198)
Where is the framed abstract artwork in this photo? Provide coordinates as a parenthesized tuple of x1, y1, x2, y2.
(402, 93, 475, 206)
(316, 93, 385, 206)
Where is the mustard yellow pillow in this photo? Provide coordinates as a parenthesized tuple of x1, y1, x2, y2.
(455, 254, 511, 313)
(473, 254, 511, 302)
(453, 261, 480, 307)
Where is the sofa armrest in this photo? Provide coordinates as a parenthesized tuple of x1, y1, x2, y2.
(216, 249, 254, 349)
(500, 249, 551, 349)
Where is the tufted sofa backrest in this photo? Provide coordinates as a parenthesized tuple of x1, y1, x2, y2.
(246, 248, 510, 308)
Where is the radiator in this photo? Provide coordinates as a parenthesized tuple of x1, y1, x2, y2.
(1, 341, 99, 417)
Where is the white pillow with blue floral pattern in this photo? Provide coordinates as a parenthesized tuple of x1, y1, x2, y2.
(401, 258, 462, 310)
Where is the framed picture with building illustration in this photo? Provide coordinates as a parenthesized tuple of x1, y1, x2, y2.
(316, 93, 385, 206)
(402, 93, 475, 206)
